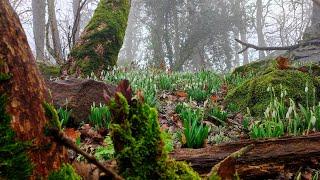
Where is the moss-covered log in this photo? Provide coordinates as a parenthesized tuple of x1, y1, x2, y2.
(0, 0, 67, 178)
(65, 0, 130, 76)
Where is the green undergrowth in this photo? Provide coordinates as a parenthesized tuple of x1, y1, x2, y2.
(68, 0, 130, 76)
(38, 63, 61, 79)
(102, 69, 222, 106)
(48, 163, 81, 180)
(107, 88, 201, 179)
(226, 69, 319, 116)
(0, 95, 33, 179)
(249, 85, 320, 139)
(176, 104, 210, 149)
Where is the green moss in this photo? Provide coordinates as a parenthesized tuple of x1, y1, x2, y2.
(0, 94, 33, 179)
(0, 72, 11, 81)
(68, 0, 130, 76)
(226, 69, 318, 116)
(37, 63, 61, 78)
(232, 59, 275, 76)
(48, 163, 81, 180)
(43, 102, 61, 131)
(108, 93, 200, 179)
(208, 172, 222, 180)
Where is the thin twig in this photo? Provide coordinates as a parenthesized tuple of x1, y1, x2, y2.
(49, 128, 123, 180)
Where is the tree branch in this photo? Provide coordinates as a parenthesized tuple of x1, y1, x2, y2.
(49, 128, 123, 180)
(69, 0, 89, 49)
(235, 38, 320, 54)
(235, 39, 300, 54)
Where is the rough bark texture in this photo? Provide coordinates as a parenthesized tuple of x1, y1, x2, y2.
(65, 0, 130, 76)
(0, 1, 67, 178)
(171, 134, 320, 179)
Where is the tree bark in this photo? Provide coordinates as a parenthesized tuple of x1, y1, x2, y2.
(65, 0, 130, 76)
(118, 0, 138, 66)
(256, 0, 267, 59)
(32, 0, 46, 62)
(0, 0, 67, 178)
(304, 2, 320, 40)
(48, 0, 63, 64)
(171, 134, 320, 179)
(72, 0, 81, 43)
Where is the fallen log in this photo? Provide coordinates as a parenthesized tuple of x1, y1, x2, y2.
(170, 133, 320, 179)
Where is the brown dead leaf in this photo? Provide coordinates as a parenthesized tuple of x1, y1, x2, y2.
(64, 128, 80, 142)
(210, 95, 219, 102)
(298, 66, 308, 73)
(276, 56, 290, 70)
(176, 91, 188, 98)
(217, 157, 236, 179)
(136, 89, 145, 103)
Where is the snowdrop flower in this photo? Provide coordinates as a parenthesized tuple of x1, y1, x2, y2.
(272, 111, 276, 118)
(265, 107, 270, 116)
(311, 115, 316, 126)
(305, 86, 309, 93)
(286, 107, 293, 119)
(268, 85, 272, 93)
(281, 92, 284, 98)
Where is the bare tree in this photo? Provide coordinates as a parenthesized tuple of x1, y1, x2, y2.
(73, 0, 81, 42)
(47, 0, 63, 64)
(256, 0, 267, 59)
(32, 0, 46, 62)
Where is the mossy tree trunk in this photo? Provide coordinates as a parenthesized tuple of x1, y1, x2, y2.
(64, 0, 130, 77)
(0, 0, 67, 178)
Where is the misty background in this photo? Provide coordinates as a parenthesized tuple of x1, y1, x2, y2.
(11, 0, 313, 72)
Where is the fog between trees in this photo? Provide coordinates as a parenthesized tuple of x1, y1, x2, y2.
(11, 0, 318, 72)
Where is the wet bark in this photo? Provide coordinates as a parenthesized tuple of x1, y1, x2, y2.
(0, 0, 67, 178)
(171, 133, 320, 179)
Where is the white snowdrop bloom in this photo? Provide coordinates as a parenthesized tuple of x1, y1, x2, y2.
(311, 116, 317, 126)
(272, 111, 276, 118)
(305, 86, 309, 93)
(284, 90, 288, 96)
(286, 107, 293, 119)
(281, 92, 284, 98)
(265, 107, 270, 115)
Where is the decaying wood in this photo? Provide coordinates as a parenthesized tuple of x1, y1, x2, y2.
(0, 0, 67, 178)
(49, 128, 123, 180)
(171, 133, 320, 179)
(207, 145, 254, 179)
(235, 38, 320, 54)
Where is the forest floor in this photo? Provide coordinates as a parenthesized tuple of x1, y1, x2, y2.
(57, 58, 320, 179)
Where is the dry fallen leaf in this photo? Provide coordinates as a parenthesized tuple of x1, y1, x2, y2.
(276, 56, 290, 70)
(210, 95, 219, 102)
(176, 91, 188, 98)
(64, 128, 81, 142)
